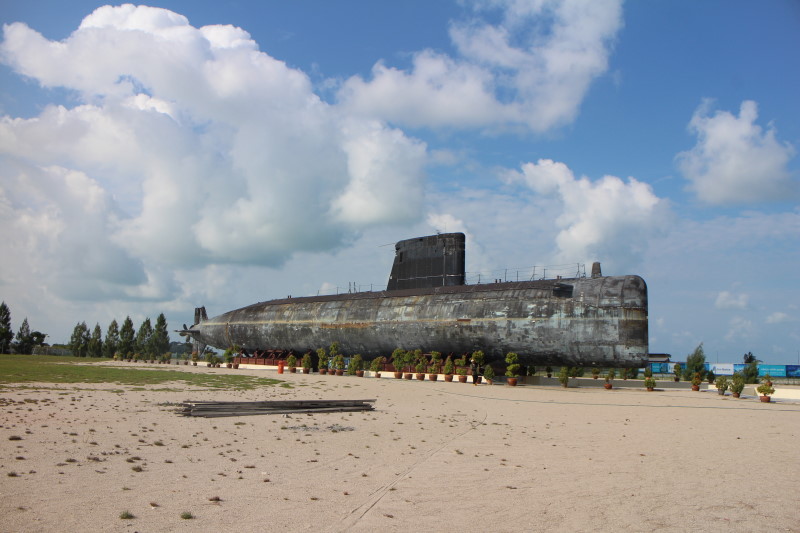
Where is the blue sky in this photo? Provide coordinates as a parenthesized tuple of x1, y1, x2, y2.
(1, 1, 798, 364)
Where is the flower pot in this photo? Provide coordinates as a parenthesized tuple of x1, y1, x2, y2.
(356, 370, 364, 377)
(475, 376, 482, 384)
(227, 363, 233, 368)
(646, 387, 654, 392)
(428, 374, 438, 381)
(207, 363, 212, 367)
(394, 372, 402, 379)
(458, 375, 467, 383)
(375, 372, 381, 378)
(760, 396, 771, 403)
(335, 370, 343, 376)
(404, 373, 413, 380)
(415, 373, 425, 381)
(732, 392, 741, 398)
(593, 375, 598, 379)
(604, 382, 612, 390)
(289, 367, 296, 373)
(674, 377, 680, 382)
(233, 363, 239, 369)
(444, 374, 453, 382)
(184, 361, 189, 365)
(691, 385, 700, 391)
(319, 368, 328, 375)
(717, 389, 725, 395)
(303, 368, 310, 374)
(546, 373, 552, 378)
(192, 362, 197, 366)
(507, 377, 518, 387)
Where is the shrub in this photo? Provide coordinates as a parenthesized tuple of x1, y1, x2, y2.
(606, 368, 616, 382)
(443, 356, 454, 375)
(317, 348, 328, 370)
(715, 376, 728, 392)
(557, 366, 570, 386)
(505, 352, 521, 377)
(730, 372, 745, 395)
(286, 354, 297, 368)
(370, 356, 385, 372)
(756, 382, 775, 396)
(301, 352, 312, 370)
(673, 363, 682, 382)
(347, 354, 363, 375)
(483, 364, 495, 381)
(706, 369, 715, 384)
(644, 376, 656, 389)
(683, 343, 707, 380)
(591, 367, 601, 378)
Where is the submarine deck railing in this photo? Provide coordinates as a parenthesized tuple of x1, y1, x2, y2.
(322, 263, 586, 296)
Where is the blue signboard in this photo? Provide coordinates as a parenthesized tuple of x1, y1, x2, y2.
(787, 366, 800, 378)
(758, 364, 786, 377)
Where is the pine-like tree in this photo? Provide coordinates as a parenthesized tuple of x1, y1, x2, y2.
(0, 302, 12, 354)
(69, 322, 90, 358)
(150, 313, 170, 357)
(104, 319, 120, 358)
(118, 317, 135, 357)
(135, 318, 153, 357)
(683, 343, 706, 380)
(87, 323, 103, 358)
(13, 317, 33, 354)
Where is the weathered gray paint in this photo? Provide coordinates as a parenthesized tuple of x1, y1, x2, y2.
(188, 274, 648, 367)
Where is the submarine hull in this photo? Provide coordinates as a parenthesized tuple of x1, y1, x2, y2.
(190, 275, 648, 367)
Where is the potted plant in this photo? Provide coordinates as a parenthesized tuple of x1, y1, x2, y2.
(427, 363, 439, 381)
(730, 372, 745, 398)
(348, 354, 364, 377)
(333, 354, 345, 375)
(691, 372, 701, 391)
(415, 352, 427, 380)
(191, 351, 198, 366)
(604, 369, 615, 389)
(301, 352, 312, 374)
(673, 363, 682, 382)
(545, 366, 553, 378)
(644, 376, 656, 391)
(557, 366, 570, 388)
(591, 367, 600, 379)
(505, 352, 520, 386)
(471, 351, 485, 384)
(762, 373, 773, 387)
(317, 348, 328, 374)
(455, 356, 468, 383)
(443, 356, 454, 382)
(715, 376, 728, 396)
(286, 354, 297, 373)
(757, 378, 775, 402)
(224, 350, 234, 368)
(391, 348, 405, 378)
(706, 369, 715, 384)
(430, 351, 443, 374)
(370, 356, 385, 378)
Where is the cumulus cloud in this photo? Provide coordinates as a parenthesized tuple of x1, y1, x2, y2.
(677, 100, 797, 204)
(504, 159, 669, 269)
(715, 291, 749, 310)
(337, 0, 623, 132)
(0, 5, 426, 301)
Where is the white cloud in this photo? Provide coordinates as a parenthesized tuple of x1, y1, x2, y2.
(505, 159, 669, 270)
(0, 5, 427, 304)
(725, 316, 754, 341)
(337, 0, 623, 132)
(766, 312, 790, 324)
(715, 291, 749, 310)
(677, 100, 797, 205)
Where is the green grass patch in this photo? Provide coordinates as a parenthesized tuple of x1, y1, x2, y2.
(0, 355, 283, 390)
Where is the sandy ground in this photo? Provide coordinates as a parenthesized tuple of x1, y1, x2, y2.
(1, 364, 799, 533)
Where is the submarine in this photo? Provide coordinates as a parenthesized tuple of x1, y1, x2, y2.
(183, 233, 648, 367)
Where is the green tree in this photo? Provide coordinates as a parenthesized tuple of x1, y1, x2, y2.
(13, 317, 34, 354)
(104, 319, 120, 358)
(743, 352, 758, 364)
(742, 359, 760, 384)
(135, 318, 153, 357)
(69, 322, 90, 358)
(0, 302, 13, 353)
(118, 316, 135, 356)
(87, 323, 103, 358)
(150, 313, 170, 356)
(683, 343, 706, 381)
